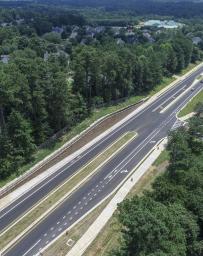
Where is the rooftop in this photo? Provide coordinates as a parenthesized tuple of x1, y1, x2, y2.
(143, 20, 183, 29)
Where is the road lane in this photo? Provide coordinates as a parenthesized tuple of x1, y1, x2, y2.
(1, 67, 203, 255)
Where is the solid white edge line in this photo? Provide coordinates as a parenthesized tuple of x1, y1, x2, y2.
(0, 133, 137, 255)
(0, 62, 201, 214)
(21, 239, 41, 256)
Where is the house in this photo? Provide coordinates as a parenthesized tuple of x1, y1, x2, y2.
(16, 19, 24, 25)
(85, 26, 96, 38)
(143, 32, 155, 43)
(192, 37, 202, 45)
(0, 55, 9, 64)
(143, 20, 183, 29)
(80, 38, 87, 45)
(126, 35, 137, 44)
(52, 26, 64, 34)
(85, 26, 105, 38)
(1, 22, 12, 27)
(95, 26, 105, 33)
(111, 26, 123, 36)
(125, 31, 135, 37)
(70, 31, 78, 39)
(72, 26, 80, 33)
(116, 38, 125, 45)
(43, 51, 49, 62)
(43, 50, 68, 61)
(69, 26, 80, 39)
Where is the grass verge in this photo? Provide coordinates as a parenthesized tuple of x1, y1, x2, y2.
(83, 162, 169, 256)
(178, 89, 203, 117)
(179, 62, 201, 76)
(0, 75, 175, 188)
(43, 157, 169, 256)
(0, 132, 136, 250)
(0, 62, 199, 188)
(153, 150, 170, 166)
(43, 195, 114, 256)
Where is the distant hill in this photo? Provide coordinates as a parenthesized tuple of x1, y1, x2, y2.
(1, 0, 203, 18)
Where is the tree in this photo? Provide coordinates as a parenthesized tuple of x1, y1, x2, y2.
(46, 72, 71, 131)
(0, 133, 13, 179)
(160, 43, 178, 75)
(111, 196, 199, 256)
(167, 128, 192, 175)
(7, 111, 36, 163)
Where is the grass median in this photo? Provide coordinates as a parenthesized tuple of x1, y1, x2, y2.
(178, 89, 203, 117)
(0, 132, 136, 250)
(82, 158, 169, 256)
(1, 62, 200, 188)
(44, 149, 169, 256)
(43, 195, 114, 256)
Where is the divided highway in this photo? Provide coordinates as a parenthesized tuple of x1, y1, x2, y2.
(1, 66, 203, 256)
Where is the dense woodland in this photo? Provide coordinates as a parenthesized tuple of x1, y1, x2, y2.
(0, 4, 202, 181)
(2, 1, 203, 18)
(36, 0, 203, 18)
(110, 111, 203, 256)
(0, 0, 203, 256)
(0, 2, 203, 255)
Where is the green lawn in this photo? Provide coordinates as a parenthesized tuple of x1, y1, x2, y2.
(0, 63, 199, 188)
(178, 89, 203, 117)
(153, 150, 170, 166)
(0, 132, 135, 250)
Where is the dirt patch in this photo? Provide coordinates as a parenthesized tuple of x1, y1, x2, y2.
(0, 101, 143, 199)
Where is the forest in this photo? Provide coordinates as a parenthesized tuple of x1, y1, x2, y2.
(109, 110, 203, 256)
(34, 0, 203, 18)
(2, 1, 203, 18)
(0, 2, 202, 256)
(0, 5, 202, 181)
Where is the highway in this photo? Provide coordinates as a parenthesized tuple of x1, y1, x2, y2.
(1, 66, 203, 256)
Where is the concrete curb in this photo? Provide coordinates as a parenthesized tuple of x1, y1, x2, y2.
(40, 138, 167, 256)
(0, 99, 146, 198)
(0, 132, 136, 238)
(0, 133, 137, 256)
(176, 84, 203, 121)
(178, 112, 196, 121)
(32, 77, 202, 254)
(66, 138, 168, 256)
(1, 62, 202, 211)
(160, 79, 199, 113)
(1, 62, 202, 199)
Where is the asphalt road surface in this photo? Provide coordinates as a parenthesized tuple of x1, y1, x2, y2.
(1, 66, 203, 256)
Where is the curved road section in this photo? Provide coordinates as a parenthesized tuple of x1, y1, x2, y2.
(1, 67, 203, 256)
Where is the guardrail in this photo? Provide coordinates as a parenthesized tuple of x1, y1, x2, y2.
(1, 60, 203, 199)
(0, 98, 147, 199)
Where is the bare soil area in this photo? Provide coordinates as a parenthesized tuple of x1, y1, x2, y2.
(0, 101, 143, 199)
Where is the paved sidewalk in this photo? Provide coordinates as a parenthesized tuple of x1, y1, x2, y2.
(66, 138, 168, 256)
(179, 112, 196, 121)
(1, 62, 202, 210)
